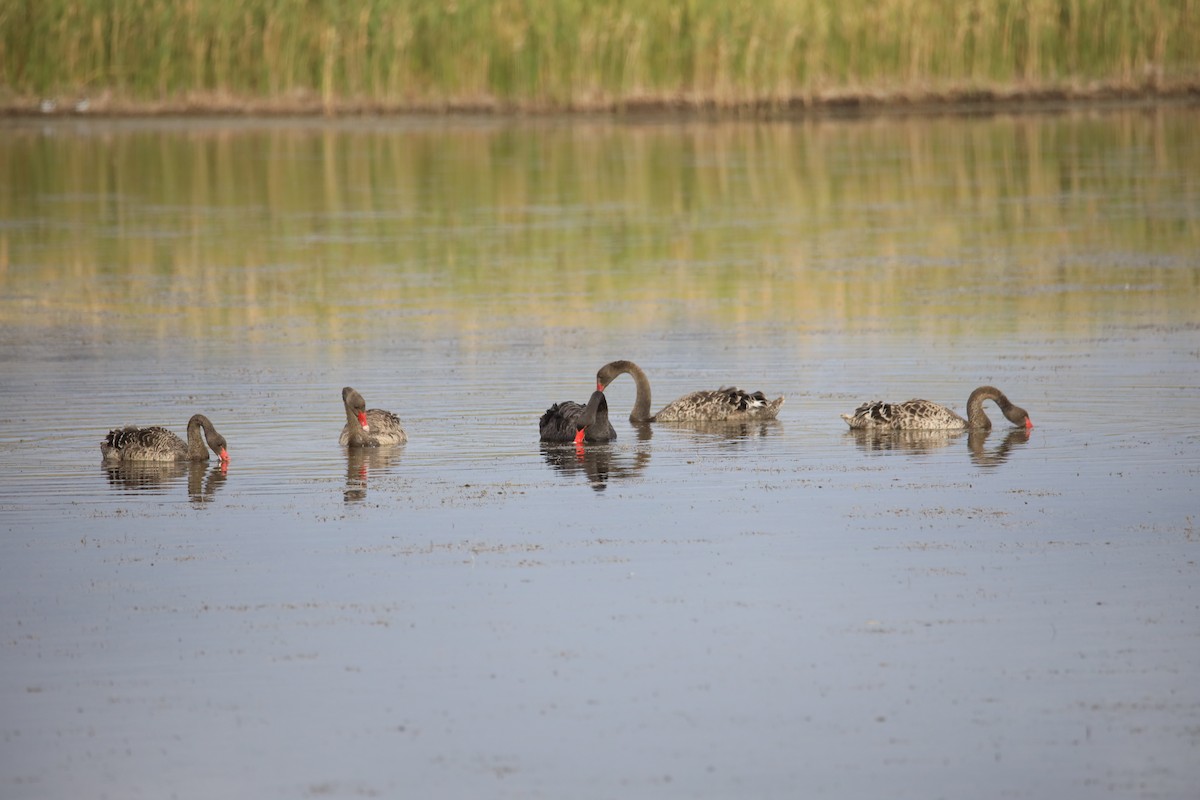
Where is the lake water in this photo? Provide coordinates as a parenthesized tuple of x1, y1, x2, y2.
(1, 107, 1198, 799)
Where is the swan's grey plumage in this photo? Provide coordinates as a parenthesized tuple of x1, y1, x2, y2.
(340, 386, 407, 446)
(101, 414, 229, 462)
(596, 360, 783, 423)
(841, 386, 1033, 431)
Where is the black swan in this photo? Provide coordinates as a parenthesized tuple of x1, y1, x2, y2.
(539, 390, 615, 444)
(841, 386, 1033, 431)
(340, 386, 407, 446)
(595, 360, 784, 423)
(101, 414, 229, 463)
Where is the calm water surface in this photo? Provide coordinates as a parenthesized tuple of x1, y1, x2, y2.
(1, 108, 1198, 799)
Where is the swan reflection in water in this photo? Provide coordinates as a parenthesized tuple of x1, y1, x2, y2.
(540, 438, 651, 492)
(344, 446, 403, 502)
(656, 418, 782, 447)
(847, 427, 1031, 467)
(967, 428, 1032, 468)
(103, 461, 228, 503)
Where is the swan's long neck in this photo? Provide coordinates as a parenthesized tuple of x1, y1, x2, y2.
(193, 414, 229, 461)
(580, 390, 608, 429)
(964, 386, 1008, 429)
(343, 387, 370, 440)
(186, 415, 214, 459)
(598, 360, 653, 423)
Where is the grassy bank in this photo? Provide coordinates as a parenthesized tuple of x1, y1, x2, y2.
(4, 0, 1199, 114)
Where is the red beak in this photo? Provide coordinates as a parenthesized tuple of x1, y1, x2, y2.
(219, 447, 230, 462)
(1025, 417, 1034, 430)
(596, 382, 604, 391)
(574, 428, 586, 445)
(357, 411, 369, 431)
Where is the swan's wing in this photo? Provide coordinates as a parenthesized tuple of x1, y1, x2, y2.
(101, 425, 185, 459)
(539, 400, 585, 442)
(106, 425, 182, 450)
(894, 399, 966, 429)
(364, 408, 407, 445)
(843, 399, 964, 430)
(657, 387, 783, 421)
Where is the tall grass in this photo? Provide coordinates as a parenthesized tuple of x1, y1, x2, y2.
(3, 0, 1197, 110)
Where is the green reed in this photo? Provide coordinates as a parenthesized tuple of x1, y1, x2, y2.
(3, 0, 1197, 108)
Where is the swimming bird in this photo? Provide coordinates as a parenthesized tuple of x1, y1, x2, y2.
(539, 390, 615, 444)
(595, 360, 784, 423)
(101, 414, 229, 463)
(340, 386, 407, 446)
(841, 386, 1033, 431)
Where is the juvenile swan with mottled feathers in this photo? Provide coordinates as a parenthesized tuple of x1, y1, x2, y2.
(841, 386, 1033, 431)
(596, 360, 783, 423)
(540, 390, 615, 444)
(101, 414, 229, 463)
(340, 386, 407, 446)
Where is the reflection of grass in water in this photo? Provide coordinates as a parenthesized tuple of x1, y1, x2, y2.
(1, 111, 1197, 341)
(6, 0, 1197, 110)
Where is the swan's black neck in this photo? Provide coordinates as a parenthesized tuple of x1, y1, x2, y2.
(342, 387, 369, 444)
(185, 414, 219, 459)
(578, 390, 609, 431)
(965, 386, 1027, 430)
(597, 360, 653, 423)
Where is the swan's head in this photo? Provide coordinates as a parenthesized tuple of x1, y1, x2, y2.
(977, 387, 1033, 431)
(1005, 404, 1033, 430)
(343, 387, 370, 432)
(208, 433, 230, 463)
(596, 360, 638, 392)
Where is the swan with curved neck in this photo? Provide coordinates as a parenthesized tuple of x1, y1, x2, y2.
(841, 386, 1033, 431)
(340, 386, 407, 446)
(540, 390, 615, 444)
(595, 360, 784, 423)
(101, 414, 230, 463)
